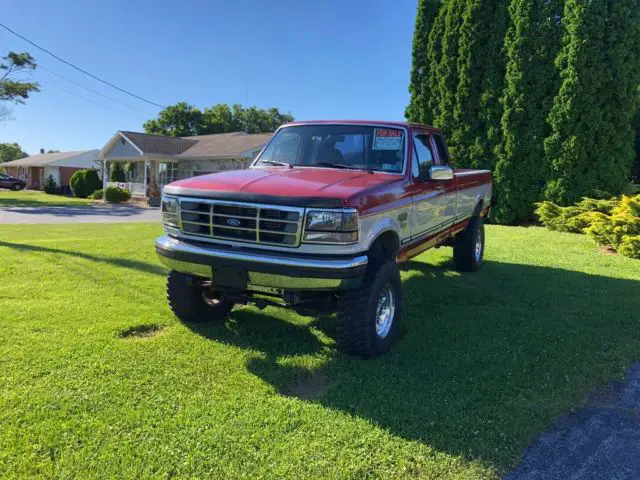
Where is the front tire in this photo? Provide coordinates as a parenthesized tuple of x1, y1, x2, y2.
(166, 270, 233, 323)
(336, 260, 403, 358)
(453, 215, 485, 272)
(12, 183, 24, 191)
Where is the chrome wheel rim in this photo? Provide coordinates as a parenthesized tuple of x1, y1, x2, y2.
(474, 229, 483, 263)
(375, 284, 395, 339)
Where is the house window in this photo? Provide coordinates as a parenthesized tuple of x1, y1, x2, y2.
(17, 167, 28, 180)
(158, 162, 178, 186)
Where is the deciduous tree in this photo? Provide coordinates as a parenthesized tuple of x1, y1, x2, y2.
(0, 52, 40, 104)
(143, 102, 204, 137)
(0, 142, 27, 163)
(144, 103, 293, 136)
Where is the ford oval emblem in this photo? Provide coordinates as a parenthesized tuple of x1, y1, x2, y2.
(226, 218, 241, 227)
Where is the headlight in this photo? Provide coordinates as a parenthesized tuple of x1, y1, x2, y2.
(161, 195, 179, 228)
(303, 209, 358, 244)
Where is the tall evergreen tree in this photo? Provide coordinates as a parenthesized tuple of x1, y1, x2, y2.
(492, 0, 563, 223)
(406, 0, 442, 123)
(449, 0, 508, 169)
(543, 0, 630, 205)
(424, 4, 448, 126)
(592, 0, 640, 195)
(430, 0, 466, 138)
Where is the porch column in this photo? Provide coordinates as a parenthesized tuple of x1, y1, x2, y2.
(143, 157, 148, 197)
(102, 159, 107, 200)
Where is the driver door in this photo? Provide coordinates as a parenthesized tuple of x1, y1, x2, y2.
(409, 133, 455, 240)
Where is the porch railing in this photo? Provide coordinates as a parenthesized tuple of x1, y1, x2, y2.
(107, 182, 146, 196)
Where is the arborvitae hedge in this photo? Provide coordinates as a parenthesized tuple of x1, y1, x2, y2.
(432, 0, 466, 136)
(406, 0, 442, 124)
(544, 0, 608, 205)
(450, 0, 508, 170)
(406, 0, 640, 224)
(424, 4, 448, 126)
(492, 0, 563, 223)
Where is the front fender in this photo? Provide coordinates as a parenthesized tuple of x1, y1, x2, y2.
(360, 214, 403, 251)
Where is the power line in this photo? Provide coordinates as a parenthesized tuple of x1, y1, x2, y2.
(38, 64, 153, 116)
(39, 78, 146, 121)
(0, 23, 166, 110)
(0, 42, 151, 116)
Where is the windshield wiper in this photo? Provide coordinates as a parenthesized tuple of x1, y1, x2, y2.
(258, 159, 293, 168)
(313, 162, 374, 173)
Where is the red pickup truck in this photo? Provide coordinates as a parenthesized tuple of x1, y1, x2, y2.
(156, 121, 492, 357)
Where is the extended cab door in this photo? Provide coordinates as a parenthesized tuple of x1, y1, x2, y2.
(408, 132, 456, 241)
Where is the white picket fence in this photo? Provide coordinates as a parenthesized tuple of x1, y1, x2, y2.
(106, 182, 146, 196)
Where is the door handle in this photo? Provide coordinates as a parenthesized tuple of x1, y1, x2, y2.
(435, 185, 445, 193)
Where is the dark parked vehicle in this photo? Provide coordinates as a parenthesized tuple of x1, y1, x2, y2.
(0, 173, 26, 191)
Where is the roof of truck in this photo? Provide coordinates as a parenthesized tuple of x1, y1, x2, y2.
(282, 120, 443, 133)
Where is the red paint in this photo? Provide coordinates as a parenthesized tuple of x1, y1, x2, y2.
(170, 121, 492, 220)
(172, 167, 405, 207)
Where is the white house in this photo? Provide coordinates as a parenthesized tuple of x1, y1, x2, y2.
(99, 131, 272, 202)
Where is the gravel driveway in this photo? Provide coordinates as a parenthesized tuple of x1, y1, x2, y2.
(0, 205, 161, 224)
(508, 362, 640, 480)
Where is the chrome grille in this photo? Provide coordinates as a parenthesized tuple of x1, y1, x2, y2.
(178, 198, 303, 247)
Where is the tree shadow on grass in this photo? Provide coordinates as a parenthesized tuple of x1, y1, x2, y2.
(0, 197, 92, 208)
(184, 256, 640, 472)
(0, 240, 166, 276)
(1, 206, 153, 217)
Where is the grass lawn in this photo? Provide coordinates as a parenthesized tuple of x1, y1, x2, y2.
(1, 224, 639, 479)
(0, 190, 94, 207)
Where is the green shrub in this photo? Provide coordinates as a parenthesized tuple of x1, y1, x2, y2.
(43, 174, 58, 194)
(535, 196, 619, 233)
(104, 186, 131, 203)
(84, 169, 102, 196)
(70, 170, 88, 198)
(575, 197, 617, 215)
(70, 169, 102, 198)
(585, 195, 640, 259)
(109, 162, 126, 182)
(538, 194, 640, 260)
(618, 235, 640, 259)
(88, 189, 103, 200)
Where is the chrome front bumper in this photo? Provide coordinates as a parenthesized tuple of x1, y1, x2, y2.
(155, 235, 368, 292)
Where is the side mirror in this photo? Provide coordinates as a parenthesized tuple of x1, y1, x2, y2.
(428, 165, 454, 181)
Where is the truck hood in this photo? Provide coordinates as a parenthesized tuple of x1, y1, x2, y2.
(163, 167, 401, 207)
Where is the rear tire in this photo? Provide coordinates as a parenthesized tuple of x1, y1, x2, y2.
(166, 270, 233, 323)
(453, 215, 485, 272)
(336, 260, 403, 358)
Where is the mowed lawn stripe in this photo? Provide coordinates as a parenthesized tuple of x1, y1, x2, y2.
(1, 223, 639, 478)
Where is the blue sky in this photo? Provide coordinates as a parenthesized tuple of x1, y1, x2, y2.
(1, 0, 417, 155)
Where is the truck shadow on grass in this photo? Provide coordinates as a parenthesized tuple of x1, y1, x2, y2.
(186, 258, 640, 472)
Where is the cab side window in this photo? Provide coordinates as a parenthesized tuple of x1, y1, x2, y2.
(412, 134, 435, 179)
(434, 135, 449, 165)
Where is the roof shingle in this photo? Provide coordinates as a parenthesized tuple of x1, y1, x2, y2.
(1, 150, 97, 167)
(117, 131, 272, 158)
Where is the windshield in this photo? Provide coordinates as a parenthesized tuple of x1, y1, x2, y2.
(255, 125, 406, 173)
